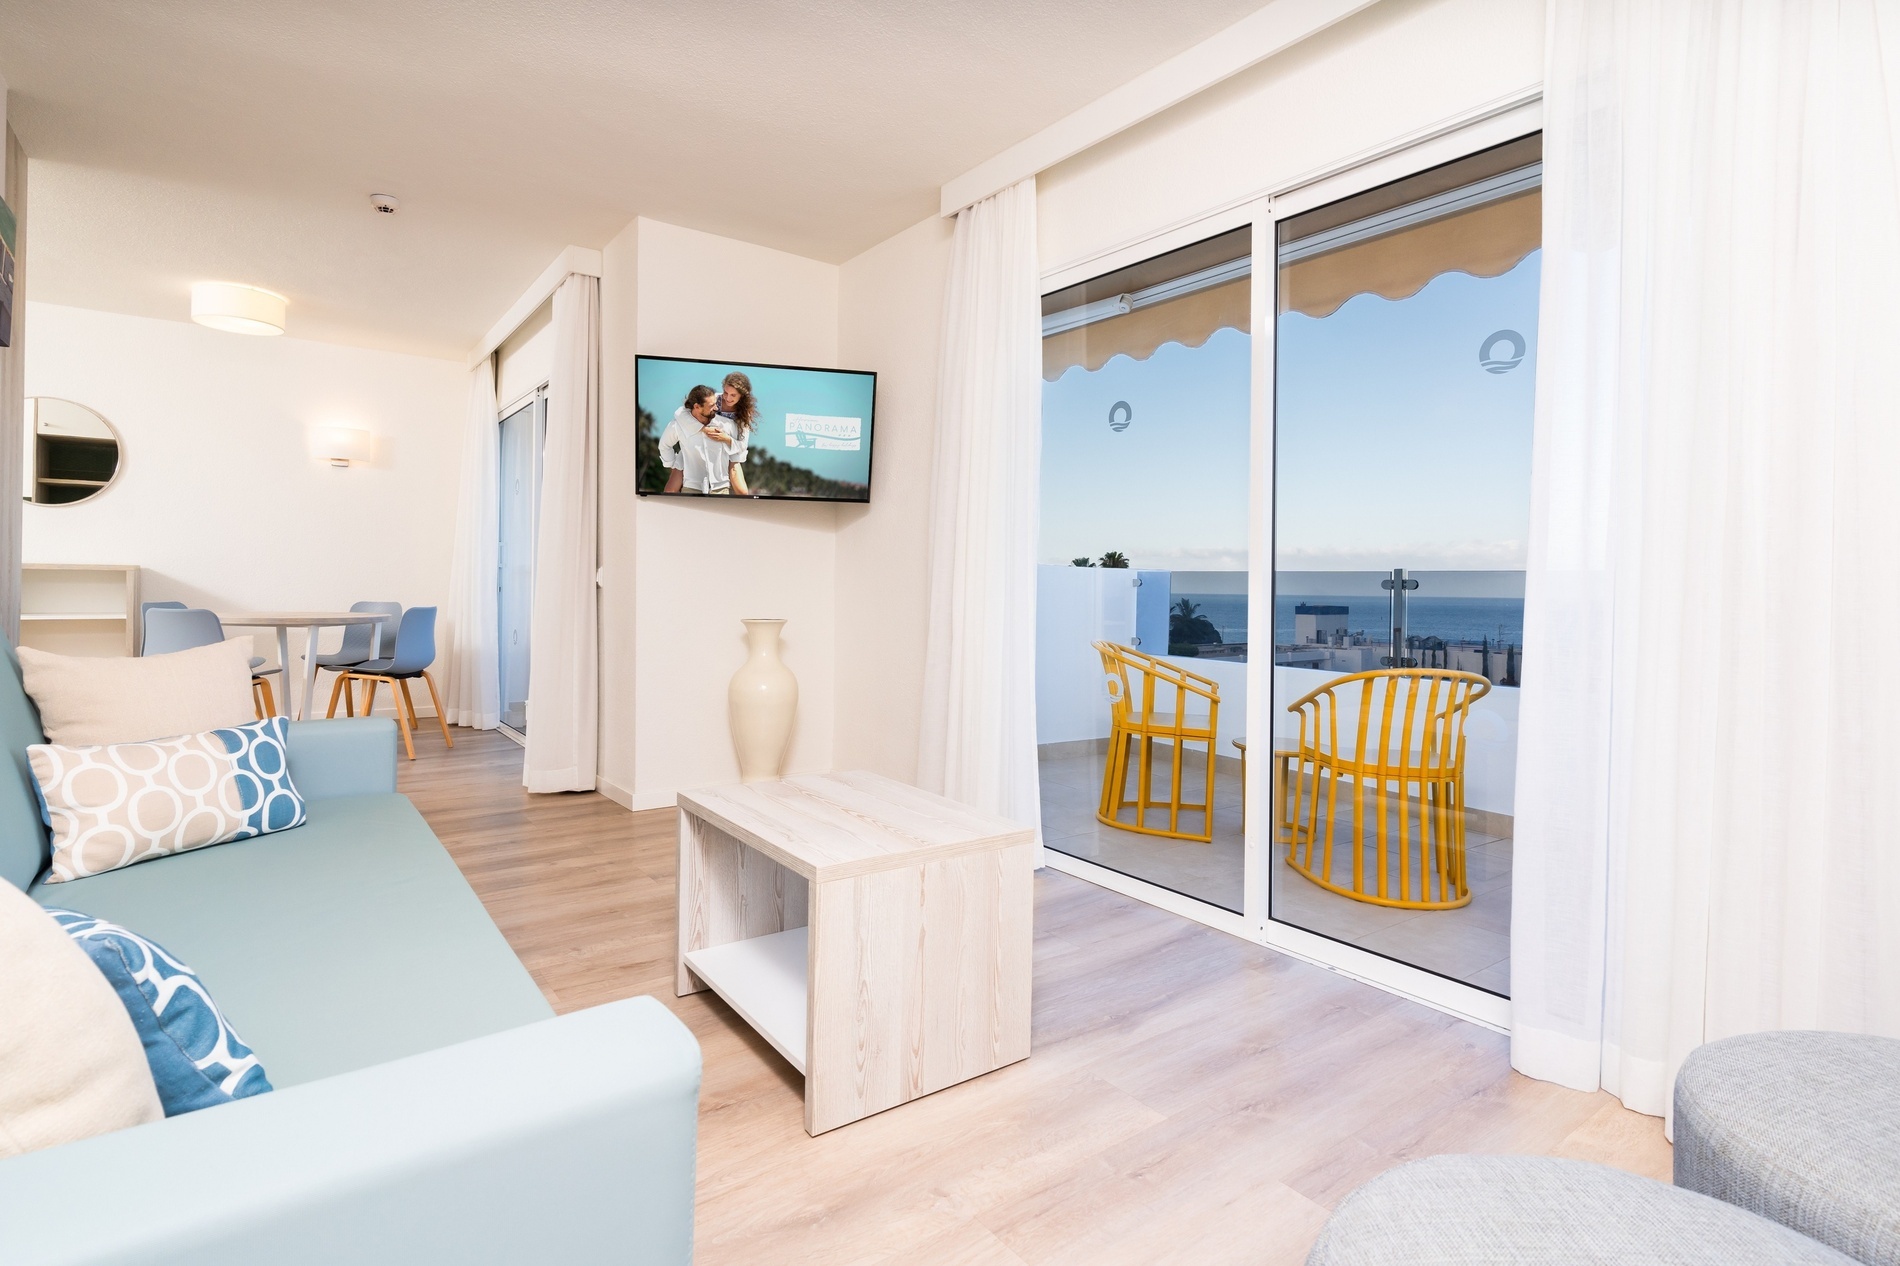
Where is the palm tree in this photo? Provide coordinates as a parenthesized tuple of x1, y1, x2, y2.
(1098, 551, 1130, 569)
(1071, 557, 1094, 567)
(1170, 598, 1221, 655)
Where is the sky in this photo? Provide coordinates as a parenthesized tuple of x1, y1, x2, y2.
(1039, 327, 1252, 570)
(1039, 251, 1541, 574)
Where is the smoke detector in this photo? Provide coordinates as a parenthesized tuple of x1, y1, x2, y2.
(369, 193, 400, 214)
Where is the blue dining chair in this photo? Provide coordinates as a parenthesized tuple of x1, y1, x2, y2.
(306, 601, 400, 709)
(143, 603, 272, 673)
(143, 606, 280, 719)
(138, 601, 186, 655)
(324, 605, 451, 760)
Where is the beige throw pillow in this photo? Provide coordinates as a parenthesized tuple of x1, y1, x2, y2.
(0, 880, 163, 1157)
(19, 639, 257, 746)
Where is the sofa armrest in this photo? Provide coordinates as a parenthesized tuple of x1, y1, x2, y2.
(285, 718, 397, 799)
(0, 997, 701, 1265)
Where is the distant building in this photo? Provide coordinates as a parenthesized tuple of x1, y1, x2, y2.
(1293, 603, 1349, 645)
(1274, 633, 1523, 684)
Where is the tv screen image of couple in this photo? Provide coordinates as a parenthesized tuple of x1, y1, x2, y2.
(635, 355, 877, 503)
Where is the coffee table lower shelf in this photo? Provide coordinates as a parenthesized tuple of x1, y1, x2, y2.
(681, 926, 809, 1075)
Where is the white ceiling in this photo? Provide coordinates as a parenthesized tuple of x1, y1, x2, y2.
(0, 0, 1270, 359)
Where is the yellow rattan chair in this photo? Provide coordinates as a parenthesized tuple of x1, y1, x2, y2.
(1093, 641, 1221, 843)
(1283, 668, 1491, 909)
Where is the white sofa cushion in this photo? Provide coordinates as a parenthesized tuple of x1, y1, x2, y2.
(0, 879, 162, 1157)
(18, 639, 256, 746)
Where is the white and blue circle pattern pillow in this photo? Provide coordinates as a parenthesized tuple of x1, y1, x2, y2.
(45, 908, 272, 1115)
(28, 716, 307, 883)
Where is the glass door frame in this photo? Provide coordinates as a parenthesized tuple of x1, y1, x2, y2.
(1035, 103, 1539, 1033)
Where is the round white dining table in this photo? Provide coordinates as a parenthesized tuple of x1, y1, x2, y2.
(216, 612, 389, 720)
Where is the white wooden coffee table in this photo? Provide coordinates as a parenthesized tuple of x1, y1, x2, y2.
(676, 770, 1035, 1135)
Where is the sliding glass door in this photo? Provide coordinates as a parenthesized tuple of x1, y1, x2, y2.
(497, 390, 545, 736)
(1269, 136, 1541, 997)
(1037, 226, 1251, 914)
(1030, 127, 1539, 1022)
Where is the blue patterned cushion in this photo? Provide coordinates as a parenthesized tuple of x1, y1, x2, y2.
(45, 909, 272, 1115)
(29, 715, 308, 882)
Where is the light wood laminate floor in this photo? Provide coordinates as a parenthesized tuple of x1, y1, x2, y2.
(401, 730, 1669, 1266)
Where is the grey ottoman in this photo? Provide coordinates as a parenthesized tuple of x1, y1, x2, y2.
(1675, 1031, 1900, 1265)
(1308, 1155, 1853, 1264)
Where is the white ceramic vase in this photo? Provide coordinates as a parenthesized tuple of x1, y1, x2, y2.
(729, 619, 798, 783)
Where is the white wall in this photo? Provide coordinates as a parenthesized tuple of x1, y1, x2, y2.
(22, 301, 465, 706)
(601, 218, 842, 807)
(591, 212, 951, 807)
(1037, 0, 1543, 268)
(833, 214, 953, 781)
(597, 218, 640, 797)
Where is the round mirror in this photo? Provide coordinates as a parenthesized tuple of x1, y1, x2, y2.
(24, 398, 122, 505)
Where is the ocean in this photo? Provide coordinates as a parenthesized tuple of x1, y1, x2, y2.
(1171, 592, 1526, 648)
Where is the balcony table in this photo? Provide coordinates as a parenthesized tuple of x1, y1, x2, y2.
(216, 611, 387, 721)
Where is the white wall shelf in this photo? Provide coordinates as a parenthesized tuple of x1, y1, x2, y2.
(19, 564, 141, 656)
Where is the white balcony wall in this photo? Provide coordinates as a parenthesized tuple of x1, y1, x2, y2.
(1036, 564, 1137, 744)
(1037, 563, 1248, 755)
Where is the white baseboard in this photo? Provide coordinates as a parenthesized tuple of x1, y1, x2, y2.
(597, 778, 677, 813)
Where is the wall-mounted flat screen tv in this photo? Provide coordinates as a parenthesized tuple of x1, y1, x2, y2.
(635, 355, 877, 503)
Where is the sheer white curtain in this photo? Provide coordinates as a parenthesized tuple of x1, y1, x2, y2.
(1513, 0, 1900, 1120)
(917, 178, 1043, 828)
(440, 356, 500, 729)
(524, 273, 600, 792)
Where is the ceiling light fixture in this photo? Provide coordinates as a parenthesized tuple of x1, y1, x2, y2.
(190, 281, 286, 336)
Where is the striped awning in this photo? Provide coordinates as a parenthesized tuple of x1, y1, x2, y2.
(1042, 168, 1541, 380)
(1280, 189, 1541, 319)
(1042, 276, 1250, 381)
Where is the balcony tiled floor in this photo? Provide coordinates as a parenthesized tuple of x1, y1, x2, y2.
(1038, 744, 1512, 996)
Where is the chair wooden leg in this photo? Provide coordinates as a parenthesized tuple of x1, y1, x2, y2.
(421, 671, 453, 749)
(1104, 732, 1121, 819)
(252, 677, 275, 721)
(344, 677, 357, 717)
(326, 672, 348, 719)
(384, 676, 415, 760)
(1201, 736, 1216, 844)
(362, 678, 379, 718)
(1168, 734, 1186, 836)
(1135, 735, 1154, 831)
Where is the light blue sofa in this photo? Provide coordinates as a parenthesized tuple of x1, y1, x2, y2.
(0, 645, 700, 1264)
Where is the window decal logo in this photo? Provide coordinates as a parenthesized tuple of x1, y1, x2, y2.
(1479, 330, 1526, 374)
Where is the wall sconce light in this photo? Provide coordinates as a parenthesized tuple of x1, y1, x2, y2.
(317, 426, 374, 468)
(190, 281, 287, 336)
